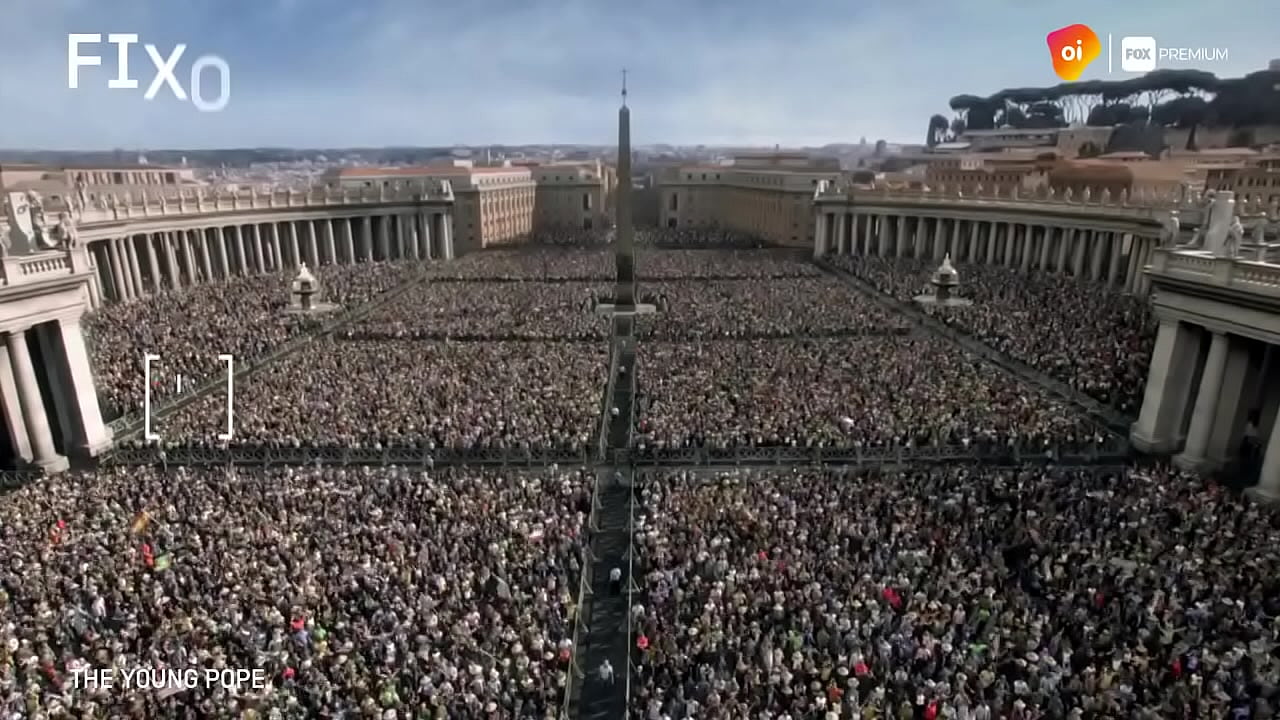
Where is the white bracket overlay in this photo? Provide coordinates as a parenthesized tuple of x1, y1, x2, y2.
(218, 354, 235, 440)
(144, 353, 160, 442)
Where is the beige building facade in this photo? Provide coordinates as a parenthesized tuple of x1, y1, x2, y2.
(655, 153, 843, 247)
(1, 164, 203, 206)
(326, 165, 535, 252)
(1204, 154, 1280, 209)
(525, 161, 612, 231)
(326, 161, 614, 249)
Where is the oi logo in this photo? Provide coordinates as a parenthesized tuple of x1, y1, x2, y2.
(1046, 24, 1101, 81)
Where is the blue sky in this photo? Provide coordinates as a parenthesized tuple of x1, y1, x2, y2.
(1, 0, 1274, 150)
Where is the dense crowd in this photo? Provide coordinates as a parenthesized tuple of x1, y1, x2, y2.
(636, 338, 1095, 449)
(637, 279, 910, 339)
(348, 282, 610, 340)
(427, 249, 612, 281)
(85, 261, 424, 419)
(0, 465, 588, 718)
(827, 256, 1156, 413)
(425, 247, 817, 281)
(150, 339, 607, 451)
(634, 465, 1280, 719)
(636, 228, 766, 249)
(527, 228, 611, 247)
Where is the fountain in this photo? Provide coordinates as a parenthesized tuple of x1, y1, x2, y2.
(913, 254, 973, 308)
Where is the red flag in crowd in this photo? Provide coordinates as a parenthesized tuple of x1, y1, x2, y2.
(636, 634, 649, 651)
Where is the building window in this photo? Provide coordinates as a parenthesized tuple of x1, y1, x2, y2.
(582, 192, 592, 211)
(669, 193, 678, 212)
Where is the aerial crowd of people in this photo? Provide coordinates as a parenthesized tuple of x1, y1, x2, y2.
(0, 465, 589, 717)
(633, 465, 1279, 719)
(85, 262, 425, 421)
(20, 225, 1269, 717)
(826, 256, 1157, 413)
(635, 337, 1095, 451)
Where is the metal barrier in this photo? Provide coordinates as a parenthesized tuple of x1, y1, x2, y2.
(595, 341, 623, 463)
(0, 470, 44, 492)
(558, 470, 603, 719)
(624, 473, 639, 718)
(99, 445, 595, 468)
(624, 438, 1130, 467)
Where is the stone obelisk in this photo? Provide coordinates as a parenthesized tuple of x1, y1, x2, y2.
(614, 71, 636, 307)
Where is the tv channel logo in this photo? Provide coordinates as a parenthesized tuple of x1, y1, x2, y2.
(1121, 36, 1157, 72)
(68, 34, 231, 112)
(1046, 24, 1101, 81)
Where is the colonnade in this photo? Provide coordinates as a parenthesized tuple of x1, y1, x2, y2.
(813, 209, 1159, 296)
(0, 316, 111, 471)
(1133, 320, 1280, 495)
(88, 211, 453, 303)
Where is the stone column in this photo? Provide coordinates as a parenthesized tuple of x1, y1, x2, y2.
(107, 240, 128, 301)
(343, 219, 357, 263)
(377, 215, 390, 259)
(1207, 337, 1255, 466)
(265, 223, 279, 270)
(183, 231, 199, 282)
(894, 216, 906, 258)
(232, 226, 247, 275)
(1070, 229, 1087, 276)
(35, 325, 75, 454)
(1089, 230, 1107, 281)
(833, 213, 847, 255)
(876, 215, 889, 257)
(949, 217, 961, 259)
(1038, 227, 1052, 271)
(6, 330, 67, 472)
(1018, 225, 1033, 272)
(966, 221, 979, 263)
(813, 212, 829, 259)
(251, 225, 266, 273)
(1136, 238, 1154, 296)
(1175, 331, 1231, 472)
(0, 341, 34, 463)
(1249, 392, 1280, 502)
(441, 212, 454, 259)
(125, 237, 144, 297)
(361, 216, 373, 261)
(114, 239, 134, 299)
(143, 234, 161, 291)
(214, 227, 230, 279)
(307, 220, 320, 265)
(983, 222, 996, 264)
(164, 233, 182, 288)
(324, 219, 337, 264)
(285, 221, 300, 267)
(1107, 233, 1125, 289)
(55, 317, 112, 457)
(932, 218, 945, 260)
(198, 230, 213, 281)
(1124, 237, 1142, 293)
(1132, 320, 1201, 454)
(419, 212, 433, 260)
(1055, 229, 1070, 273)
